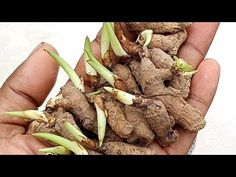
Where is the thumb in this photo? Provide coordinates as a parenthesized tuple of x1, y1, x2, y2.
(0, 42, 59, 126)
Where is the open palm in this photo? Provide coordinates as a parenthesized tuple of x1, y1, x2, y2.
(0, 23, 220, 154)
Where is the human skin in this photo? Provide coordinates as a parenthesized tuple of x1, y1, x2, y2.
(0, 22, 220, 154)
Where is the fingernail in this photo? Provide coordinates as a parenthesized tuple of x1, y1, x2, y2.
(29, 42, 45, 56)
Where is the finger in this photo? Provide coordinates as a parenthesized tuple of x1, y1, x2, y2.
(178, 22, 219, 69)
(148, 142, 167, 155)
(187, 59, 220, 115)
(0, 124, 25, 138)
(0, 134, 47, 154)
(166, 59, 220, 154)
(0, 42, 59, 126)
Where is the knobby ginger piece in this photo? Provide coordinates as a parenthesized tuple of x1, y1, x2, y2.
(104, 94, 133, 138)
(46, 82, 123, 142)
(28, 108, 77, 140)
(126, 22, 191, 34)
(138, 55, 179, 96)
(128, 59, 142, 85)
(148, 48, 191, 98)
(137, 54, 205, 132)
(125, 105, 155, 146)
(138, 99, 178, 146)
(149, 48, 174, 69)
(148, 30, 187, 56)
(113, 64, 141, 94)
(59, 82, 97, 133)
(100, 142, 155, 155)
(157, 95, 205, 132)
(132, 97, 178, 146)
(170, 75, 191, 99)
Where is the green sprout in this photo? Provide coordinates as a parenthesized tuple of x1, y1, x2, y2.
(101, 23, 110, 62)
(4, 110, 48, 122)
(173, 56, 198, 76)
(44, 49, 85, 93)
(84, 37, 116, 87)
(136, 29, 153, 47)
(84, 37, 97, 76)
(103, 87, 136, 105)
(182, 70, 198, 77)
(39, 146, 72, 155)
(64, 122, 97, 150)
(33, 133, 88, 155)
(104, 22, 129, 57)
(94, 96, 106, 147)
(174, 56, 193, 72)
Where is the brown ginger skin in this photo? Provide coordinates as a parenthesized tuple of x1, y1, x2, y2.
(104, 126, 124, 142)
(99, 142, 155, 155)
(129, 49, 204, 132)
(122, 22, 192, 98)
(124, 105, 155, 146)
(157, 95, 205, 132)
(170, 75, 191, 99)
(134, 98, 178, 146)
(87, 149, 103, 155)
(138, 53, 180, 96)
(46, 82, 123, 142)
(116, 22, 188, 57)
(136, 53, 205, 132)
(148, 48, 191, 98)
(50, 108, 81, 141)
(28, 108, 77, 141)
(28, 120, 57, 137)
(29, 107, 97, 150)
(148, 29, 188, 56)
(128, 59, 142, 85)
(104, 93, 133, 138)
(115, 22, 142, 57)
(149, 48, 174, 69)
(58, 82, 97, 133)
(125, 22, 191, 34)
(113, 64, 141, 94)
(131, 94, 178, 146)
(128, 57, 179, 146)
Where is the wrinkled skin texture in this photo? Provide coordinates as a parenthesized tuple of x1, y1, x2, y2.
(149, 48, 174, 69)
(46, 83, 122, 143)
(170, 75, 191, 99)
(141, 100, 178, 146)
(99, 142, 155, 155)
(125, 105, 155, 146)
(0, 23, 220, 154)
(148, 48, 191, 98)
(133, 53, 205, 132)
(104, 95, 133, 138)
(125, 22, 191, 34)
(149, 30, 188, 56)
(28, 108, 78, 141)
(58, 82, 97, 133)
(113, 64, 141, 94)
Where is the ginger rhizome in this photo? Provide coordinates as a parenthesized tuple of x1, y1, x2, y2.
(4, 22, 205, 155)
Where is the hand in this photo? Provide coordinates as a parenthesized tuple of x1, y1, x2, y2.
(76, 22, 221, 154)
(0, 23, 220, 154)
(0, 43, 59, 154)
